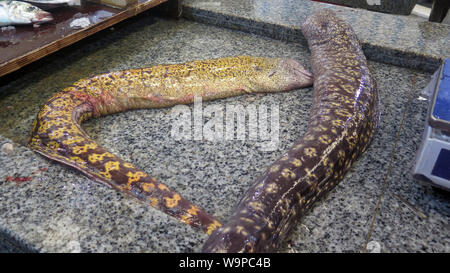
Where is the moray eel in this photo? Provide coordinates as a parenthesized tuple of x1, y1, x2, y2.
(28, 56, 313, 234)
(202, 10, 380, 252)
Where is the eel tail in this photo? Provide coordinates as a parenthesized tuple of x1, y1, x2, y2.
(28, 89, 222, 233)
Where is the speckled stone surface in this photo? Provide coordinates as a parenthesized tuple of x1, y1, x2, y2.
(0, 13, 449, 252)
(183, 0, 450, 72)
(365, 88, 450, 253)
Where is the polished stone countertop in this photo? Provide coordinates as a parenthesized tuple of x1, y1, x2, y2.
(0, 7, 449, 252)
(183, 0, 450, 72)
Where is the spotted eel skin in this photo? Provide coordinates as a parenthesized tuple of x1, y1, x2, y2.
(28, 56, 313, 235)
(202, 10, 380, 253)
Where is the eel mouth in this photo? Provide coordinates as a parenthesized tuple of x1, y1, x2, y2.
(277, 58, 314, 89)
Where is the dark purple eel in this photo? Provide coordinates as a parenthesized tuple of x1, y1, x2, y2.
(202, 9, 380, 253)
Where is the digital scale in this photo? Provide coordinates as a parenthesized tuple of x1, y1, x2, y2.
(413, 58, 450, 191)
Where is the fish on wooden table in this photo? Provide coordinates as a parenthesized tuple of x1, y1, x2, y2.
(0, 0, 53, 27)
(23, 0, 78, 4)
(22, 0, 80, 9)
(202, 9, 380, 253)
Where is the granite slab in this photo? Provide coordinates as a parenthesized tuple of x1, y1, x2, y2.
(0, 13, 448, 252)
(365, 84, 450, 253)
(182, 0, 450, 72)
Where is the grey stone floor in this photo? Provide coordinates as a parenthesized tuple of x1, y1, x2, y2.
(0, 8, 448, 252)
(183, 0, 450, 71)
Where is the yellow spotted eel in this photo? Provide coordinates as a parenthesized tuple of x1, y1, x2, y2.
(202, 10, 380, 252)
(28, 56, 313, 235)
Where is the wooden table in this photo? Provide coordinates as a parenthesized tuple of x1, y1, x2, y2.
(0, 0, 181, 77)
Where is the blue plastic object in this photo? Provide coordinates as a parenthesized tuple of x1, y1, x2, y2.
(431, 148, 450, 180)
(412, 58, 450, 191)
(432, 59, 450, 123)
